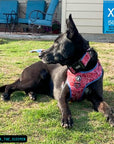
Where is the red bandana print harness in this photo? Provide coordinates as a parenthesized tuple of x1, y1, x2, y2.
(66, 53, 103, 101)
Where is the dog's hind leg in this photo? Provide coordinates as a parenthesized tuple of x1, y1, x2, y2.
(90, 97, 114, 127)
(28, 92, 37, 101)
(86, 88, 114, 127)
(1, 79, 20, 101)
(98, 101, 114, 127)
(1, 79, 36, 101)
(0, 85, 7, 92)
(85, 74, 114, 127)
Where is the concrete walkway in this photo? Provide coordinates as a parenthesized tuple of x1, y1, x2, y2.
(0, 32, 58, 40)
(0, 32, 114, 43)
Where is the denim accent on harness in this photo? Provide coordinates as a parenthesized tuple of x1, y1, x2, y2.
(66, 61, 103, 101)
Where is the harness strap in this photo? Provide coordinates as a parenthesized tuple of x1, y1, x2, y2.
(67, 61, 103, 101)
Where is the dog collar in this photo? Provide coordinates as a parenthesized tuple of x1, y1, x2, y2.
(68, 48, 92, 73)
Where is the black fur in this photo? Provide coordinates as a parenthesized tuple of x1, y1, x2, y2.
(0, 14, 113, 128)
(40, 14, 114, 127)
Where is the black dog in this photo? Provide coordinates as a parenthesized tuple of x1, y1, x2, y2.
(0, 14, 113, 128)
(39, 14, 114, 127)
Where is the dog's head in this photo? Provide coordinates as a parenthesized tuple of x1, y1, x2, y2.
(40, 14, 89, 66)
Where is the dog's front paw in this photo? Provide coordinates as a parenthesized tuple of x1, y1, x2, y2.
(61, 115, 73, 128)
(1, 93, 10, 101)
(107, 109, 114, 127)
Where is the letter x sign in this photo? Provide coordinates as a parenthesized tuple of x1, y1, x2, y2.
(103, 1, 114, 34)
(108, 8, 114, 17)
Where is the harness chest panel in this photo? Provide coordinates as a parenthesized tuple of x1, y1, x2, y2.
(66, 62, 103, 101)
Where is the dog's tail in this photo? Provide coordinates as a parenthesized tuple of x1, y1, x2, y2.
(0, 85, 6, 92)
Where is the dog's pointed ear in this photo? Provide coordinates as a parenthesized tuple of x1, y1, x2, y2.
(66, 14, 78, 39)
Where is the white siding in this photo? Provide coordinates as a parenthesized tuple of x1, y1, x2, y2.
(66, 0, 103, 4)
(18, 0, 26, 2)
(62, 0, 103, 34)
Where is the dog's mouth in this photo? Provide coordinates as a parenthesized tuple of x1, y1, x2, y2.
(39, 52, 56, 64)
(40, 52, 72, 66)
(41, 57, 57, 64)
(39, 48, 75, 66)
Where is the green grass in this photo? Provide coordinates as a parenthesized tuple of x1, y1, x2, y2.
(0, 39, 114, 144)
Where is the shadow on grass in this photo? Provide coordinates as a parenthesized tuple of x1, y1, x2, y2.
(0, 39, 19, 45)
(0, 39, 9, 45)
(9, 89, 114, 104)
(103, 90, 114, 107)
(69, 102, 93, 132)
(10, 91, 26, 101)
(10, 91, 51, 103)
(0, 89, 113, 142)
(0, 90, 113, 131)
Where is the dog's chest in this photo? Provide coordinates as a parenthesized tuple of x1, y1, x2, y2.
(66, 62, 103, 101)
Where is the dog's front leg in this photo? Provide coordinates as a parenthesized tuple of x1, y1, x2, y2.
(57, 84, 73, 128)
(58, 99, 73, 128)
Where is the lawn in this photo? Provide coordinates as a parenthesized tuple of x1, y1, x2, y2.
(0, 39, 114, 144)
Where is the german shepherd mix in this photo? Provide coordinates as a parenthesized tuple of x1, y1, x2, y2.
(0, 15, 113, 128)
